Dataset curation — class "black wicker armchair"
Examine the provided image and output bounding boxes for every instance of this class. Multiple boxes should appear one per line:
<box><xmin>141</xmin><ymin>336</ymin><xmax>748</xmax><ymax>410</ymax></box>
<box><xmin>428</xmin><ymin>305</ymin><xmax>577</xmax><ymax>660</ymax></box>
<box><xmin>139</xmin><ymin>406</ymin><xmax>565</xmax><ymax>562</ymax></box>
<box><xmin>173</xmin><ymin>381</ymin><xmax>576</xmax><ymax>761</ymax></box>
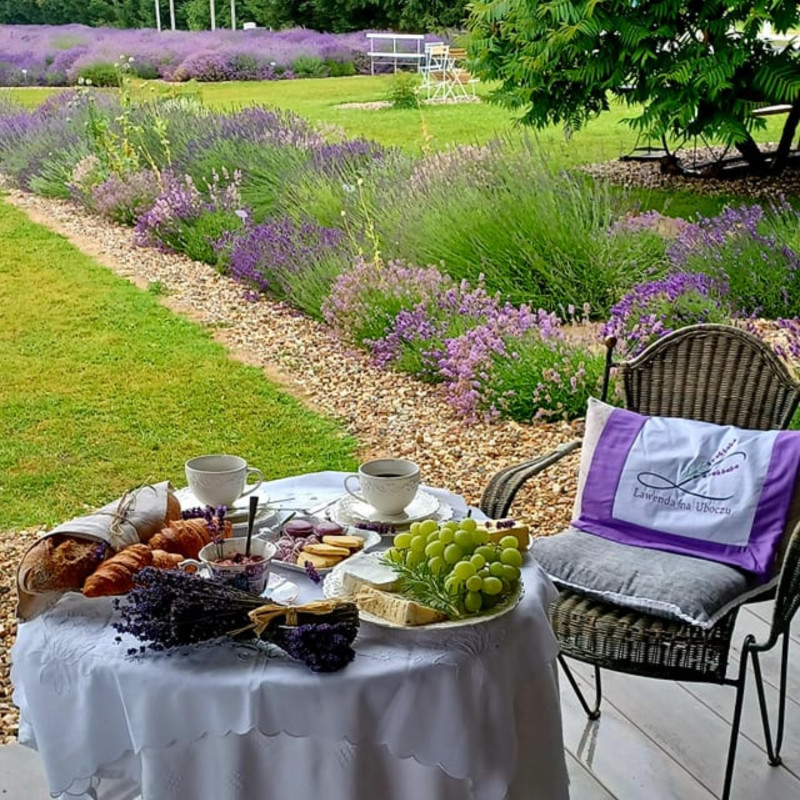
<box><xmin>480</xmin><ymin>324</ymin><xmax>800</xmax><ymax>800</ymax></box>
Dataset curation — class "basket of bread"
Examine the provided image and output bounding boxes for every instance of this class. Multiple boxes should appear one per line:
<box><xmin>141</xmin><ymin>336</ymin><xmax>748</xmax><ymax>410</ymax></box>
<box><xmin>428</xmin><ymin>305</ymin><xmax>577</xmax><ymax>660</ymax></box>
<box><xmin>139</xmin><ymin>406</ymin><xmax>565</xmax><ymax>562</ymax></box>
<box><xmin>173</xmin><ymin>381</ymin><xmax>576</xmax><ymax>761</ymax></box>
<box><xmin>16</xmin><ymin>482</ymin><xmax>233</xmax><ymax>620</ymax></box>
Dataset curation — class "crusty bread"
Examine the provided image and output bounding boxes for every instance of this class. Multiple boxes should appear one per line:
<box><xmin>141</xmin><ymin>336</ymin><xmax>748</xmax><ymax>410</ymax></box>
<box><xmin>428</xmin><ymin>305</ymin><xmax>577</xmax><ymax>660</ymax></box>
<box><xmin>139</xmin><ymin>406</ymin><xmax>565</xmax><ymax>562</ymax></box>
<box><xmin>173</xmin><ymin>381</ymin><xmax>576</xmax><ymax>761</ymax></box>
<box><xmin>18</xmin><ymin>535</ymin><xmax>109</xmax><ymax>593</ymax></box>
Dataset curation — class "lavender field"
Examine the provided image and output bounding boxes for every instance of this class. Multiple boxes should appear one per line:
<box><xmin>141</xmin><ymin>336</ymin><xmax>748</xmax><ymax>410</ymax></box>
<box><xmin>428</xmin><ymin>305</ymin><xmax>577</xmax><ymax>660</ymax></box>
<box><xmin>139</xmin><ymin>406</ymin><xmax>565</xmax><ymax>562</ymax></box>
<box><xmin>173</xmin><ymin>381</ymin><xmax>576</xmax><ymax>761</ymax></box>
<box><xmin>0</xmin><ymin>24</ymin><xmax>381</xmax><ymax>86</ymax></box>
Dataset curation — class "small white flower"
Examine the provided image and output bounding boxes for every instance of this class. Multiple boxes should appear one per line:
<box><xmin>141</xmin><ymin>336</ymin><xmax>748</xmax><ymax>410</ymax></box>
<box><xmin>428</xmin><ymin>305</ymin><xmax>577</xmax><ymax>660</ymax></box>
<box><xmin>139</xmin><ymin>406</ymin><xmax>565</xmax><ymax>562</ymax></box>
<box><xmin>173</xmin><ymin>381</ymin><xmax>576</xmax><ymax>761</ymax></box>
<box><xmin>85</xmin><ymin>78</ymin><xmax>93</xmax><ymax>86</ymax></box>
<box><xmin>21</xmin><ymin>68</ymin><xmax>27</xmax><ymax>74</ymax></box>
<box><xmin>129</xmin><ymin>56</ymin><xmax>135</xmax><ymax>63</ymax></box>
<box><xmin>356</xmin><ymin>177</ymin><xmax>364</xmax><ymax>187</ymax></box>
<box><xmin>77</xmin><ymin>76</ymin><xmax>85</xmax><ymax>85</ymax></box>
<box><xmin>270</xmin><ymin>61</ymin><xmax>277</xmax><ymax>67</ymax></box>
<box><xmin>342</xmin><ymin>183</ymin><xmax>355</xmax><ymax>193</ymax></box>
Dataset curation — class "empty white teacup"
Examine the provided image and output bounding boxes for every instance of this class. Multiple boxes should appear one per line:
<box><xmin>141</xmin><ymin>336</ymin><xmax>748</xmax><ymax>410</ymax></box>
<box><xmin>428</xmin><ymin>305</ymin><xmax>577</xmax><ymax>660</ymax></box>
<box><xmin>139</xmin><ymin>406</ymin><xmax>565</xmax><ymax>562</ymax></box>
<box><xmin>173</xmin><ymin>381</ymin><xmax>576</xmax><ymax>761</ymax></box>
<box><xmin>185</xmin><ymin>454</ymin><xmax>263</xmax><ymax>509</ymax></box>
<box><xmin>344</xmin><ymin>458</ymin><xmax>421</xmax><ymax>516</ymax></box>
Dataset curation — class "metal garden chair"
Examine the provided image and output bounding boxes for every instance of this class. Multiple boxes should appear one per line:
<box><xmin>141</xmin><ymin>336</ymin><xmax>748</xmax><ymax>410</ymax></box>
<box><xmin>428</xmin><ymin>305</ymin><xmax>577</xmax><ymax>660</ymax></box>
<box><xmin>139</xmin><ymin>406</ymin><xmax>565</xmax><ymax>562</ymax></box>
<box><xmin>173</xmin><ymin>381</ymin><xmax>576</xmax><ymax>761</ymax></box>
<box><xmin>480</xmin><ymin>324</ymin><xmax>800</xmax><ymax>799</ymax></box>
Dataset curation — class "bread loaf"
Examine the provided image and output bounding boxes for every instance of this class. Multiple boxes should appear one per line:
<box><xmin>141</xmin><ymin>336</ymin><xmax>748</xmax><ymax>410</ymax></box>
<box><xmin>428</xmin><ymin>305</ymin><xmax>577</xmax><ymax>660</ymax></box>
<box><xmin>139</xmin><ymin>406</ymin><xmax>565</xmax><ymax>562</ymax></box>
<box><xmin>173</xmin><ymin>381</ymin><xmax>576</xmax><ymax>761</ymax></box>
<box><xmin>18</xmin><ymin>535</ymin><xmax>110</xmax><ymax>594</ymax></box>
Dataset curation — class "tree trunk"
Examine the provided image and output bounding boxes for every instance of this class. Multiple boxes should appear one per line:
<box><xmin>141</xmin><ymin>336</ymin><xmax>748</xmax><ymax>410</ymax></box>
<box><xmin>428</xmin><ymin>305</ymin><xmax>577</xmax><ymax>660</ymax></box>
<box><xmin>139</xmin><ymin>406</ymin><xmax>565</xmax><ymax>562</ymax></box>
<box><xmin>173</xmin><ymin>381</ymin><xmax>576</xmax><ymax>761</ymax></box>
<box><xmin>771</xmin><ymin>99</ymin><xmax>800</xmax><ymax>174</ymax></box>
<box><xmin>735</xmin><ymin>134</ymin><xmax>767</xmax><ymax>173</ymax></box>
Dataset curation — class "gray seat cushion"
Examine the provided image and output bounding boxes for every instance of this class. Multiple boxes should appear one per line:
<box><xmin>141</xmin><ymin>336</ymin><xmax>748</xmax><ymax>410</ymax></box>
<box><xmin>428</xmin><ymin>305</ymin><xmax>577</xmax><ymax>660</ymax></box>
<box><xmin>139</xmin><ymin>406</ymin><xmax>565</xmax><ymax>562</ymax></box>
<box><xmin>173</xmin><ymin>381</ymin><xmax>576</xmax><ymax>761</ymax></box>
<box><xmin>532</xmin><ymin>526</ymin><xmax>776</xmax><ymax>629</ymax></box>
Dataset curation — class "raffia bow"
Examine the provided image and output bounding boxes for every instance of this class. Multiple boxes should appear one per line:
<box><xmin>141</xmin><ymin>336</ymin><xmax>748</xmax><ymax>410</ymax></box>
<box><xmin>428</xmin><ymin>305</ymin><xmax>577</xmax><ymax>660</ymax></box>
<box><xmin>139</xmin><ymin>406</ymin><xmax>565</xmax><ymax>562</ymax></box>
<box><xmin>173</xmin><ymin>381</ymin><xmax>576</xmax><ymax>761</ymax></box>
<box><xmin>231</xmin><ymin>599</ymin><xmax>351</xmax><ymax>638</ymax></box>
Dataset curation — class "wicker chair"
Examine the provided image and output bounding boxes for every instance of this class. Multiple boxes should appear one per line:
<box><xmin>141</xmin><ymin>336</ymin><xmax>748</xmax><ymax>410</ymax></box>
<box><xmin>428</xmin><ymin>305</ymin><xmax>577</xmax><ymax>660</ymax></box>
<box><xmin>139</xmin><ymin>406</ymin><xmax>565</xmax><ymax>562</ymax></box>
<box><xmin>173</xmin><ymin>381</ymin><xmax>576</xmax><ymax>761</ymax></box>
<box><xmin>480</xmin><ymin>324</ymin><xmax>800</xmax><ymax>800</ymax></box>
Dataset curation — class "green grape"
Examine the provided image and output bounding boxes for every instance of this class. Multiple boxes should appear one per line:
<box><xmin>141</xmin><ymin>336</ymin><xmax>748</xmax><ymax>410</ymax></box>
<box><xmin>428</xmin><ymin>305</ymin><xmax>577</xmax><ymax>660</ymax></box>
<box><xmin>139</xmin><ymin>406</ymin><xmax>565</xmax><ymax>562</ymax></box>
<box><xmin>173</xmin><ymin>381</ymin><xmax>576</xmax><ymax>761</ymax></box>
<box><xmin>406</xmin><ymin>550</ymin><xmax>425</xmax><ymax>567</ymax></box>
<box><xmin>470</xmin><ymin>553</ymin><xmax>486</xmax><ymax>570</ymax></box>
<box><xmin>443</xmin><ymin>544</ymin><xmax>463</xmax><ymax>564</ymax></box>
<box><xmin>464</xmin><ymin>591</ymin><xmax>483</xmax><ymax>613</ymax></box>
<box><xmin>472</xmin><ymin>527</ymin><xmax>489</xmax><ymax>545</ymax></box>
<box><xmin>452</xmin><ymin>560</ymin><xmax>477</xmax><ymax>580</ymax></box>
<box><xmin>453</xmin><ymin>530</ymin><xmax>475</xmax><ymax>552</ymax></box>
<box><xmin>479</xmin><ymin>567</ymin><xmax>490</xmax><ymax>578</ymax></box>
<box><xmin>500</xmin><ymin>547</ymin><xmax>523</xmax><ymax>567</ymax></box>
<box><xmin>420</xmin><ymin>519</ymin><xmax>439</xmax><ymax>536</ymax></box>
<box><xmin>409</xmin><ymin>522</ymin><xmax>422</xmax><ymax>536</ymax></box>
<box><xmin>441</xmin><ymin>520</ymin><xmax>458</xmax><ymax>531</ymax></box>
<box><xmin>502</xmin><ymin>564</ymin><xmax>521</xmax><ymax>582</ymax></box>
<box><xmin>482</xmin><ymin>576</ymin><xmax>503</xmax><ymax>596</ymax></box>
<box><xmin>474</xmin><ymin>545</ymin><xmax>495</xmax><ymax>562</ymax></box>
<box><xmin>489</xmin><ymin>561</ymin><xmax>506</xmax><ymax>578</ymax></box>
<box><xmin>425</xmin><ymin>540</ymin><xmax>444</xmax><ymax>559</ymax></box>
<box><xmin>384</xmin><ymin>548</ymin><xmax>404</xmax><ymax>564</ymax></box>
<box><xmin>427</xmin><ymin>530</ymin><xmax>440</xmax><ymax>543</ymax></box>
<box><xmin>500</xmin><ymin>535</ymin><xmax>520</xmax><ymax>551</ymax></box>
<box><xmin>458</xmin><ymin>517</ymin><xmax>477</xmax><ymax>533</ymax></box>
<box><xmin>428</xmin><ymin>556</ymin><xmax>446</xmax><ymax>575</ymax></box>
<box><xmin>393</xmin><ymin>532</ymin><xmax>412</xmax><ymax>550</ymax></box>
<box><xmin>444</xmin><ymin>576</ymin><xmax>461</xmax><ymax>595</ymax></box>
<box><xmin>439</xmin><ymin>528</ymin><xmax>455</xmax><ymax>544</ymax></box>
<box><xmin>465</xmin><ymin>575</ymin><xmax>483</xmax><ymax>592</ymax></box>
<box><xmin>410</xmin><ymin>535</ymin><xmax>427</xmax><ymax>553</ymax></box>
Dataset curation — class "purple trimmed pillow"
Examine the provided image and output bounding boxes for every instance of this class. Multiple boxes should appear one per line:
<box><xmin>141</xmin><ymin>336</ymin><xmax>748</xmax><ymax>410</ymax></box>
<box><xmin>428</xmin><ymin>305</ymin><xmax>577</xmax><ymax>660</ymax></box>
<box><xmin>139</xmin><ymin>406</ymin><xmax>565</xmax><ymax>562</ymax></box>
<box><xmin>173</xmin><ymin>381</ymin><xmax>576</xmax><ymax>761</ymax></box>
<box><xmin>573</xmin><ymin>400</ymin><xmax>800</xmax><ymax>580</ymax></box>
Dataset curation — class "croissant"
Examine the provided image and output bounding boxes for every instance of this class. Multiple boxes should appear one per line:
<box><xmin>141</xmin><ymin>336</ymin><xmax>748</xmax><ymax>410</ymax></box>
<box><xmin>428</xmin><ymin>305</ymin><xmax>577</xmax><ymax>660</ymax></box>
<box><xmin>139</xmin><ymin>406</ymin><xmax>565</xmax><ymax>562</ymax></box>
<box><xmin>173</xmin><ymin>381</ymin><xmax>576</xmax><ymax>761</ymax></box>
<box><xmin>83</xmin><ymin>544</ymin><xmax>153</xmax><ymax>597</ymax></box>
<box><xmin>148</xmin><ymin>518</ymin><xmax>232</xmax><ymax>560</ymax></box>
<box><xmin>151</xmin><ymin>549</ymin><xmax>184</xmax><ymax>570</ymax></box>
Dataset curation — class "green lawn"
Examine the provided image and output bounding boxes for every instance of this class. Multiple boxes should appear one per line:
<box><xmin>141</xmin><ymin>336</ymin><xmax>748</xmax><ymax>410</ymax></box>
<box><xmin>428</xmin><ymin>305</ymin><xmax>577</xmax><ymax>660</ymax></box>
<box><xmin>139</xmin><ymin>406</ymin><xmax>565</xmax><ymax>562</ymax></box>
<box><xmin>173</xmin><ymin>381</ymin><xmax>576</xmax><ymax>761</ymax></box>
<box><xmin>0</xmin><ymin>200</ymin><xmax>357</xmax><ymax>529</ymax></box>
<box><xmin>3</xmin><ymin>76</ymin><xmax>790</xmax><ymax>166</ymax></box>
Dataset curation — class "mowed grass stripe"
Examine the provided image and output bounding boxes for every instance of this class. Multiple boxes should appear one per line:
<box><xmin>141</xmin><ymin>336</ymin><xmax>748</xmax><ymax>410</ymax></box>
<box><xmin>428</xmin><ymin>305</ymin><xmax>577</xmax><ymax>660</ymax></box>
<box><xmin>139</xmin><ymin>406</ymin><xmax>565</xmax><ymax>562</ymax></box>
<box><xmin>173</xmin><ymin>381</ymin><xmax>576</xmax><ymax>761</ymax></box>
<box><xmin>0</xmin><ymin>199</ymin><xmax>357</xmax><ymax>529</ymax></box>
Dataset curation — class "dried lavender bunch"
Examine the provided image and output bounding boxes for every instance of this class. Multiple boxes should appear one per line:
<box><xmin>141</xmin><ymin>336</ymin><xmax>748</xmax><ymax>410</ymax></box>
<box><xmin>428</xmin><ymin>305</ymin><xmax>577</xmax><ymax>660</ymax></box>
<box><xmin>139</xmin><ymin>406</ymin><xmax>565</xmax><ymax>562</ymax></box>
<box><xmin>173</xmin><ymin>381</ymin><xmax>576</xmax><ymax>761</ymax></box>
<box><xmin>113</xmin><ymin>568</ymin><xmax>359</xmax><ymax>672</ymax></box>
<box><xmin>354</xmin><ymin>521</ymin><xmax>396</xmax><ymax>535</ymax></box>
<box><xmin>272</xmin><ymin>622</ymin><xmax>358</xmax><ymax>673</ymax></box>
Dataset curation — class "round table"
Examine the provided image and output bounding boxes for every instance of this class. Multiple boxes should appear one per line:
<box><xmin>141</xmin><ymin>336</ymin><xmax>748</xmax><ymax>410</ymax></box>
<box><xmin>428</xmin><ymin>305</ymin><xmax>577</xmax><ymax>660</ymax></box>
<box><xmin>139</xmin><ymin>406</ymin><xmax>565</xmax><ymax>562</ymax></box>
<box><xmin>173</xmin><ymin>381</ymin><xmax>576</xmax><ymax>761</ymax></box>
<box><xmin>11</xmin><ymin>473</ymin><xmax>569</xmax><ymax>800</ymax></box>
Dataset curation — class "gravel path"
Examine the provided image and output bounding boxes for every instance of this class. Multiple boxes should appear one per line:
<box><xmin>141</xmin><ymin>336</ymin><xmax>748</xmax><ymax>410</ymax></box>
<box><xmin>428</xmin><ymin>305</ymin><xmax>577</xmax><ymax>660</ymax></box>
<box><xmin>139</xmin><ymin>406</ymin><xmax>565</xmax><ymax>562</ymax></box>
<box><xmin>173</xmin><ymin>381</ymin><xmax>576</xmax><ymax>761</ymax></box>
<box><xmin>0</xmin><ymin>191</ymin><xmax>582</xmax><ymax>743</ymax></box>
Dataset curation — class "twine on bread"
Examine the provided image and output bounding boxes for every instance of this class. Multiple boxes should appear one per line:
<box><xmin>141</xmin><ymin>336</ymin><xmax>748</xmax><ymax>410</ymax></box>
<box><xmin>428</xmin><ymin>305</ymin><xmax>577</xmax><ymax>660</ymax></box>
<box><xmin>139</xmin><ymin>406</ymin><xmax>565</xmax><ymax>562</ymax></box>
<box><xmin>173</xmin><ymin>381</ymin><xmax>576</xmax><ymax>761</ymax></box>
<box><xmin>97</xmin><ymin>484</ymin><xmax>158</xmax><ymax>550</ymax></box>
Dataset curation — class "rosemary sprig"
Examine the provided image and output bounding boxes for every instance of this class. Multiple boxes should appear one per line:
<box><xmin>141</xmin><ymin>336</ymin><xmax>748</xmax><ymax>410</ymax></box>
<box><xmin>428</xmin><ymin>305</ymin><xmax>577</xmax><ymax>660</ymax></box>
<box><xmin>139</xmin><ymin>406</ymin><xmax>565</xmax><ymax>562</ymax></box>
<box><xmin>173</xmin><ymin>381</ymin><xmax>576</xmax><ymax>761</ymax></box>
<box><xmin>379</xmin><ymin>555</ymin><xmax>462</xmax><ymax>619</ymax></box>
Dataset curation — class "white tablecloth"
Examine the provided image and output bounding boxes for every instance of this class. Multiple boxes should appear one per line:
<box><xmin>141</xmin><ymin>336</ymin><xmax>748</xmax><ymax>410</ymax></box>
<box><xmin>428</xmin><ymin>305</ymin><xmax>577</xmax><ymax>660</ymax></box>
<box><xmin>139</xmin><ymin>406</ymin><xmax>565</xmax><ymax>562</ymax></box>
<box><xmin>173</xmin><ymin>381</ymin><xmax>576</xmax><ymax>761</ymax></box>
<box><xmin>12</xmin><ymin>472</ymin><xmax>569</xmax><ymax>800</ymax></box>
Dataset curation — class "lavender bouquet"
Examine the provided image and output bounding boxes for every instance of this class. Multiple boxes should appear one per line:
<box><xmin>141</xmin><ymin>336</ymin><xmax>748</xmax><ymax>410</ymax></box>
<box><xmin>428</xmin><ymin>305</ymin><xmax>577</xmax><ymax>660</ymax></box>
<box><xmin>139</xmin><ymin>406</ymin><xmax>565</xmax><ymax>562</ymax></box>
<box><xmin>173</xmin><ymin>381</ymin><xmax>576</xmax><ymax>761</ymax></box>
<box><xmin>113</xmin><ymin>567</ymin><xmax>359</xmax><ymax>672</ymax></box>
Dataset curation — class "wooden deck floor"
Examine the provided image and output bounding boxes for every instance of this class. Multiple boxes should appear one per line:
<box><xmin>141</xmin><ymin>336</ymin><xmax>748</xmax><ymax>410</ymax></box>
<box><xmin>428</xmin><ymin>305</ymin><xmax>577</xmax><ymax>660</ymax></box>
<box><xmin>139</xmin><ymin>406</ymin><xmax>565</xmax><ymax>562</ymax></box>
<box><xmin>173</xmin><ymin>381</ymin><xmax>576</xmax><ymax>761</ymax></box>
<box><xmin>562</xmin><ymin>602</ymin><xmax>800</xmax><ymax>799</ymax></box>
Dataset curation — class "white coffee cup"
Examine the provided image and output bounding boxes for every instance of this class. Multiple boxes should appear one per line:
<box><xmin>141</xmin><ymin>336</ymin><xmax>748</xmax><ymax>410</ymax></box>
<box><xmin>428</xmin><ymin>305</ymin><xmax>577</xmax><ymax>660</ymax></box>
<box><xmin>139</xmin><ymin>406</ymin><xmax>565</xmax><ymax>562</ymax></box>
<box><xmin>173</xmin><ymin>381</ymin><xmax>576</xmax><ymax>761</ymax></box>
<box><xmin>344</xmin><ymin>458</ymin><xmax>421</xmax><ymax>516</ymax></box>
<box><xmin>185</xmin><ymin>454</ymin><xmax>263</xmax><ymax>508</ymax></box>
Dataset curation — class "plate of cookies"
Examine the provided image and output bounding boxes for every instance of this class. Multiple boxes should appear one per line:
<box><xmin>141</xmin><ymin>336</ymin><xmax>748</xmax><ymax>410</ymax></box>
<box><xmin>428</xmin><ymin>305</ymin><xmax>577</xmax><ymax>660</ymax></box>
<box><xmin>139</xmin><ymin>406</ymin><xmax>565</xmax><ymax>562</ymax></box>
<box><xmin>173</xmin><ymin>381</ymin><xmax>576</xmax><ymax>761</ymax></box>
<box><xmin>265</xmin><ymin>516</ymin><xmax>382</xmax><ymax>574</ymax></box>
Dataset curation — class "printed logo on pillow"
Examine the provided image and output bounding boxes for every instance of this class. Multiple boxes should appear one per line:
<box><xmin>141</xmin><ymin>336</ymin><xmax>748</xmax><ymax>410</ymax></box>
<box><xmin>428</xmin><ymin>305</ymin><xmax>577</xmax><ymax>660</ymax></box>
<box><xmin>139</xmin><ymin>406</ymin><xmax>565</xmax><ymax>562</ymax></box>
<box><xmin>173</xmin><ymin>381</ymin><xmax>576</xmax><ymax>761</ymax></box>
<box><xmin>613</xmin><ymin>418</ymin><xmax>777</xmax><ymax>547</ymax></box>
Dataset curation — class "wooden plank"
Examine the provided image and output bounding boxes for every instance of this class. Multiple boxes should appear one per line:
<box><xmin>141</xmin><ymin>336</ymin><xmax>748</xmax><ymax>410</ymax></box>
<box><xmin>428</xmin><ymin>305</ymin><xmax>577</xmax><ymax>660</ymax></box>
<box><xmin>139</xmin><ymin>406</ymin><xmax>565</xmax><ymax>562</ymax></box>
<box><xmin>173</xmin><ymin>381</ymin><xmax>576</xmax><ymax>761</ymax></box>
<box><xmin>680</xmin><ymin>674</ymin><xmax>800</xmax><ymax>781</ymax></box>
<box><xmin>561</xmin><ymin>669</ymin><xmax>716</xmax><ymax>800</ymax></box>
<box><xmin>566</xmin><ymin>661</ymin><xmax>800</xmax><ymax>800</ymax></box>
<box><xmin>565</xmin><ymin>751</ymin><xmax>618</xmax><ymax>800</ymax></box>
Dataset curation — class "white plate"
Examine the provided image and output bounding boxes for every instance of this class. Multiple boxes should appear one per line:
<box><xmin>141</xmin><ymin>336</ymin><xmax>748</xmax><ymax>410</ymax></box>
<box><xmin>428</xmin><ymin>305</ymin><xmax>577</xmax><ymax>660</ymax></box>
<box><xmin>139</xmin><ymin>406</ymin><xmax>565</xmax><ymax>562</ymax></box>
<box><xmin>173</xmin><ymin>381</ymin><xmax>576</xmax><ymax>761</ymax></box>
<box><xmin>328</xmin><ymin>490</ymin><xmax>451</xmax><ymax>529</ymax></box>
<box><xmin>323</xmin><ymin>552</ymin><xmax>524</xmax><ymax>630</ymax></box>
<box><xmin>267</xmin><ymin>529</ymin><xmax>382</xmax><ymax>575</ymax></box>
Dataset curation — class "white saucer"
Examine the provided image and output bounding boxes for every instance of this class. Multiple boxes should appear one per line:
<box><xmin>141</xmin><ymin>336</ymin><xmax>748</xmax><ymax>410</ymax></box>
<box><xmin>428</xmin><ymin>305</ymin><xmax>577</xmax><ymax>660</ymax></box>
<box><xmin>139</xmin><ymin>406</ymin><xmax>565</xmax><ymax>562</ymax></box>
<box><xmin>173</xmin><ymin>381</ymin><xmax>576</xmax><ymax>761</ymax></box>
<box><xmin>175</xmin><ymin>487</ymin><xmax>278</xmax><ymax>528</ymax></box>
<box><xmin>329</xmin><ymin>490</ymin><xmax>447</xmax><ymax>527</ymax></box>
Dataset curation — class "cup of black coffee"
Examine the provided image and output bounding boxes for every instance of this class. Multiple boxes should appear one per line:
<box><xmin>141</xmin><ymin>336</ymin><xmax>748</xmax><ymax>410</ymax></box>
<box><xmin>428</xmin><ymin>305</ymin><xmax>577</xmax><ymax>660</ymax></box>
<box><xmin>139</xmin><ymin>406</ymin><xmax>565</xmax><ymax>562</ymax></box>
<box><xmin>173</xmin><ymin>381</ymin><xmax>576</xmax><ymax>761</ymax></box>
<box><xmin>343</xmin><ymin>458</ymin><xmax>421</xmax><ymax>515</ymax></box>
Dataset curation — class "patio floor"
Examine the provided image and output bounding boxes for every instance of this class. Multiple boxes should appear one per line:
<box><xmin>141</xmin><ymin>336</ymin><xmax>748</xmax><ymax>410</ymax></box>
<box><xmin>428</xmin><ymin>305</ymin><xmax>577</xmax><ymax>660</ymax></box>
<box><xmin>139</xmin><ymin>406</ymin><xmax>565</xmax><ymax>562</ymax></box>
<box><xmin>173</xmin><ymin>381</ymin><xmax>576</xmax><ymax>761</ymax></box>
<box><xmin>564</xmin><ymin>601</ymin><xmax>800</xmax><ymax>799</ymax></box>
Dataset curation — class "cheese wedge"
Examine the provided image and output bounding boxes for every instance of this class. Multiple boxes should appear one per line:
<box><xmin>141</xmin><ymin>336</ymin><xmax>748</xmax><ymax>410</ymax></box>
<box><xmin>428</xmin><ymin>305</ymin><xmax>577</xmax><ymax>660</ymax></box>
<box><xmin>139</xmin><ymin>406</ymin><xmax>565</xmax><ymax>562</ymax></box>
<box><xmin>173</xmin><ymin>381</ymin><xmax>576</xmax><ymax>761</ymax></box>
<box><xmin>479</xmin><ymin>520</ymin><xmax>531</xmax><ymax>551</ymax></box>
<box><xmin>341</xmin><ymin>558</ymin><xmax>404</xmax><ymax>595</ymax></box>
<box><xmin>355</xmin><ymin>586</ymin><xmax>447</xmax><ymax>626</ymax></box>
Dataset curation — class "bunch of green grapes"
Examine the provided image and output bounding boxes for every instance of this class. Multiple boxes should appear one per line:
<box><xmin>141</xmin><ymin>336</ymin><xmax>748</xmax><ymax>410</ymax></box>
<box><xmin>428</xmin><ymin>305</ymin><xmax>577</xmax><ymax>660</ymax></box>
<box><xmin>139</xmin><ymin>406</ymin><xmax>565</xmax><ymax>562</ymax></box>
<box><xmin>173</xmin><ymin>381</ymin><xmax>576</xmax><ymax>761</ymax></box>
<box><xmin>384</xmin><ymin>518</ymin><xmax>523</xmax><ymax>615</ymax></box>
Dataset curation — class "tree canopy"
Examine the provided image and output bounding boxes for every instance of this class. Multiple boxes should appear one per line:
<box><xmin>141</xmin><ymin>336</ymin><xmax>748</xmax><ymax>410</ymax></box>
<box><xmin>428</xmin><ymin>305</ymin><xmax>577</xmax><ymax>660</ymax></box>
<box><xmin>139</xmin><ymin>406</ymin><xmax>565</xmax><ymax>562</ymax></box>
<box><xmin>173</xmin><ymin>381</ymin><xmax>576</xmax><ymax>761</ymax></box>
<box><xmin>467</xmin><ymin>0</ymin><xmax>800</xmax><ymax>173</ymax></box>
<box><xmin>0</xmin><ymin>0</ymin><xmax>468</xmax><ymax>33</ymax></box>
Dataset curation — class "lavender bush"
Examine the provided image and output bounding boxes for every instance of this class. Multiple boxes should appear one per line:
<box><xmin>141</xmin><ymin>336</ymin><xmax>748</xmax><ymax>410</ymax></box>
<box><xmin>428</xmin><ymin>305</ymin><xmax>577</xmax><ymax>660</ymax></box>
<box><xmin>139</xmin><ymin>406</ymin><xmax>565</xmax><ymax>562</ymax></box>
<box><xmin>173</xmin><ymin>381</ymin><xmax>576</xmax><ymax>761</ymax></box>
<box><xmin>0</xmin><ymin>24</ymin><xmax>371</xmax><ymax>86</ymax></box>
<box><xmin>226</xmin><ymin>215</ymin><xmax>353</xmax><ymax>318</ymax></box>
<box><xmin>668</xmin><ymin>203</ymin><xmax>800</xmax><ymax>319</ymax></box>
<box><xmin>603</xmin><ymin>272</ymin><xmax>733</xmax><ymax>358</ymax></box>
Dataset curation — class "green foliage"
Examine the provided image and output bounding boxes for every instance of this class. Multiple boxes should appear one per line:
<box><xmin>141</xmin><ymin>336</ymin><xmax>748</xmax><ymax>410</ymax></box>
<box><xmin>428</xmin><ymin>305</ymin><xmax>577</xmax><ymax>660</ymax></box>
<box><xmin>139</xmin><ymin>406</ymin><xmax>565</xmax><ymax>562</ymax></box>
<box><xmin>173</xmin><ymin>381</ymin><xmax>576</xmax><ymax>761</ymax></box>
<box><xmin>386</xmin><ymin>72</ymin><xmax>420</xmax><ymax>109</ymax></box>
<box><xmin>378</xmin><ymin>138</ymin><xmax>653</xmax><ymax>313</ymax></box>
<box><xmin>291</xmin><ymin>56</ymin><xmax>328</xmax><ymax>79</ymax></box>
<box><xmin>467</xmin><ymin>0</ymin><xmax>800</xmax><ymax>171</ymax></box>
<box><xmin>325</xmin><ymin>59</ymin><xmax>356</xmax><ymax>78</ymax></box>
<box><xmin>77</xmin><ymin>62</ymin><xmax>121</xmax><ymax>87</ymax></box>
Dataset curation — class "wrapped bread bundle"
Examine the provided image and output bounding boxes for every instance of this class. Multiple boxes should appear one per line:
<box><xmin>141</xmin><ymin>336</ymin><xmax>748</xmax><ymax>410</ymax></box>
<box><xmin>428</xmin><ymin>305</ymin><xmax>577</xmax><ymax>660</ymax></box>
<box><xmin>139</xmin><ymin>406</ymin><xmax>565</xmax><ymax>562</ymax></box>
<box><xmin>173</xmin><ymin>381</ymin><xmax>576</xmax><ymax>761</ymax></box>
<box><xmin>17</xmin><ymin>482</ymin><xmax>181</xmax><ymax>620</ymax></box>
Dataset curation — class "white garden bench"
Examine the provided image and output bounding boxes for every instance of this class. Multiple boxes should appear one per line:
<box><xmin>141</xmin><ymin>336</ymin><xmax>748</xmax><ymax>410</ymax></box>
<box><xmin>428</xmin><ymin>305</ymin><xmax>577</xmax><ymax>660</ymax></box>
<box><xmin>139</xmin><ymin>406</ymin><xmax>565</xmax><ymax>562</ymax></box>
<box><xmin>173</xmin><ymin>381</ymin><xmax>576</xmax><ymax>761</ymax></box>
<box><xmin>366</xmin><ymin>32</ymin><xmax>426</xmax><ymax>75</ymax></box>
